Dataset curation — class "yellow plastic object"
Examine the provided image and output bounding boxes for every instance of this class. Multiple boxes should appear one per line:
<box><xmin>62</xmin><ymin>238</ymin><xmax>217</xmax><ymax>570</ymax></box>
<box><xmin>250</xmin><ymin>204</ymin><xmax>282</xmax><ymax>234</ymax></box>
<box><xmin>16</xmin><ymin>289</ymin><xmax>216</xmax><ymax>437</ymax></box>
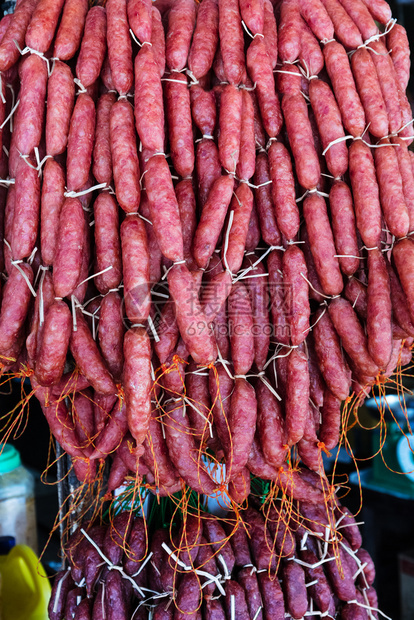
<box><xmin>0</xmin><ymin>544</ymin><xmax>51</xmax><ymax>620</ymax></box>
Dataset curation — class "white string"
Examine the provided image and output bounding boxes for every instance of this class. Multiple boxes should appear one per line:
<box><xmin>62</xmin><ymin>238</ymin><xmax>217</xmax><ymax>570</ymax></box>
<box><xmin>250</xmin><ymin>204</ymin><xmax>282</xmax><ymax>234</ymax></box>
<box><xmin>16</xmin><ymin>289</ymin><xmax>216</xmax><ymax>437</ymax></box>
<box><xmin>73</xmin><ymin>78</ymin><xmax>87</xmax><ymax>94</ymax></box>
<box><xmin>64</xmin><ymin>182</ymin><xmax>108</xmax><ymax>198</ymax></box>
<box><xmin>80</xmin><ymin>529</ymin><xmax>146</xmax><ymax>598</ymax></box>
<box><xmin>11</xmin><ymin>260</ymin><xmax>36</xmax><ymax>297</ymax></box>
<box><xmin>161</xmin><ymin>542</ymin><xmax>226</xmax><ymax>596</ymax></box>
<box><xmin>322</xmin><ymin>134</ymin><xmax>354</xmax><ymax>156</ymax></box>
<box><xmin>0</xmin><ymin>98</ymin><xmax>19</xmax><ymax>130</ymax></box>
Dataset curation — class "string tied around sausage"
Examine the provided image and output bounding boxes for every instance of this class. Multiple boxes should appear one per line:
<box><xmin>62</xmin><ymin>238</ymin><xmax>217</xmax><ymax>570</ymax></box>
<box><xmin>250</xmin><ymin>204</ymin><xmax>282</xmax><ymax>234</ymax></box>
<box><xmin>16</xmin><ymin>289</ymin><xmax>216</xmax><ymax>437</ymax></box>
<box><xmin>322</xmin><ymin>134</ymin><xmax>354</xmax><ymax>156</ymax></box>
<box><xmin>296</xmin><ymin>187</ymin><xmax>330</xmax><ymax>203</ymax></box>
<box><xmin>73</xmin><ymin>78</ymin><xmax>87</xmax><ymax>95</ymax></box>
<box><xmin>0</xmin><ymin>87</ymin><xmax>18</xmax><ymax>132</ymax></box>
<box><xmin>348</xmin><ymin>18</ymin><xmax>397</xmax><ymax>57</ymax></box>
<box><xmin>10</xmin><ymin>259</ymin><xmax>37</xmax><ymax>297</ymax></box>
<box><xmin>18</xmin><ymin>148</ymin><xmax>52</xmax><ymax>177</ymax></box>
<box><xmin>241</xmin><ymin>18</ymin><xmax>265</xmax><ymax>42</ymax></box>
<box><xmin>0</xmin><ymin>74</ymin><xmax>6</xmax><ymax>105</ymax></box>
<box><xmin>12</xmin><ymin>40</ymin><xmax>55</xmax><ymax>76</ymax></box>
<box><xmin>129</xmin><ymin>28</ymin><xmax>152</xmax><ymax>48</ymax></box>
<box><xmin>266</xmin><ymin>136</ymin><xmax>278</xmax><ymax>151</ymax></box>
<box><xmin>0</xmin><ymin>177</ymin><xmax>14</xmax><ymax>187</ymax></box>
<box><xmin>64</xmin><ymin>182</ymin><xmax>108</xmax><ymax>199</ymax></box>
<box><xmin>80</xmin><ymin>529</ymin><xmax>147</xmax><ymax>598</ymax></box>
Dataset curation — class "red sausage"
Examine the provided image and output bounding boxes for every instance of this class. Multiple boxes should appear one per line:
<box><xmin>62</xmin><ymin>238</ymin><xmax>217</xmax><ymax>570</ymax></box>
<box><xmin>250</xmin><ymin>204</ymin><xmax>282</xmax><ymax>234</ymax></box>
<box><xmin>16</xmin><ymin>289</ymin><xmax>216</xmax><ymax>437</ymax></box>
<box><xmin>324</xmin><ymin>41</ymin><xmax>365</xmax><ymax>138</ymax></box>
<box><xmin>320</xmin><ymin>387</ymin><xmax>342</xmax><ymax>450</ymax></box>
<box><xmin>256</xmin><ymin>380</ymin><xmax>287</xmax><ymax>467</ymax></box>
<box><xmin>223</xmin><ymin>183</ymin><xmax>254</xmax><ymax>274</ymax></box>
<box><xmin>254</xmin><ymin>152</ymin><xmax>281</xmax><ymax>246</ymax></box>
<box><xmin>303</xmin><ymin>193</ymin><xmax>343</xmax><ymax>296</ymax></box>
<box><xmin>98</xmin><ymin>292</ymin><xmax>124</xmax><ymax>381</ymax></box>
<box><xmin>300</xmin><ymin>0</ymin><xmax>334</xmax><ymax>41</ymax></box>
<box><xmin>374</xmin><ymin>139</ymin><xmax>409</xmax><ymax>239</ymax></box>
<box><xmin>166</xmin><ymin>0</ymin><xmax>196</xmax><ymax>72</ymax></box>
<box><xmin>35</xmin><ymin>300</ymin><xmax>72</xmax><ymax>387</ymax></box>
<box><xmin>190</xmin><ymin>86</ymin><xmax>216</xmax><ymax>137</ymax></box>
<box><xmin>186</xmin><ymin>359</ymin><xmax>211</xmax><ymax>444</ymax></box>
<box><xmin>243</xmin><ymin>255</ymin><xmax>270</xmax><ymax>370</ymax></box>
<box><xmin>268</xmin><ymin>141</ymin><xmax>300</xmax><ymax>240</ymax></box>
<box><xmin>93</xmin><ymin>93</ymin><xmax>116</xmax><ymax>187</ymax></box>
<box><xmin>367</xmin><ymin>249</ymin><xmax>393</xmax><ymax>369</ymax></box>
<box><xmin>360</xmin><ymin>0</ymin><xmax>391</xmax><ymax>23</ymax></box>
<box><xmin>285</xmin><ymin>345</ymin><xmax>310</xmax><ymax>445</ymax></box>
<box><xmin>46</xmin><ymin>61</ymin><xmax>75</xmax><ymax>157</ymax></box>
<box><xmin>329</xmin><ymin>180</ymin><xmax>360</xmax><ymax>276</ymax></box>
<box><xmin>151</xmin><ymin>6</ymin><xmax>166</xmax><ymax>78</ymax></box>
<box><xmin>12</xmin><ymin>157</ymin><xmax>40</xmax><ymax>260</ymax></box>
<box><xmin>66</xmin><ymin>94</ymin><xmax>96</xmax><ymax>192</ymax></box>
<box><xmin>165</xmin><ymin>72</ymin><xmax>194</xmax><ymax>179</ymax></box>
<box><xmin>54</xmin><ymin>0</ymin><xmax>89</xmax><ymax>61</ymax></box>
<box><xmin>193</xmin><ymin>174</ymin><xmax>234</xmax><ymax>268</ymax></box>
<box><xmin>128</xmin><ymin>0</ymin><xmax>152</xmax><ymax>44</ymax></box>
<box><xmin>278</xmin><ymin>0</ymin><xmax>302</xmax><ymax>63</ymax></box>
<box><xmin>93</xmin><ymin>192</ymin><xmax>122</xmax><ymax>294</ymax></box>
<box><xmin>168</xmin><ymin>263</ymin><xmax>217</xmax><ymax>366</ymax></box>
<box><xmin>25</xmin><ymin>0</ymin><xmax>65</xmax><ymax>53</ymax></box>
<box><xmin>121</xmin><ymin>214</ymin><xmax>151</xmax><ymax>325</ymax></box>
<box><xmin>313</xmin><ymin>308</ymin><xmax>351</xmax><ymax>400</ymax></box>
<box><xmin>145</xmin><ymin>155</ymin><xmax>184</xmax><ymax>262</ymax></box>
<box><xmin>319</xmin><ymin>0</ymin><xmax>363</xmax><ymax>48</ymax></box>
<box><xmin>228</xmin><ymin>283</ymin><xmax>255</xmax><ymax>376</ymax></box>
<box><xmin>351</xmin><ymin>48</ymin><xmax>388</xmax><ymax>139</ymax></box>
<box><xmin>110</xmin><ymin>100</ymin><xmax>141</xmax><ymax>213</ymax></box>
<box><xmin>13</xmin><ymin>53</ymin><xmax>47</xmax><ymax>157</ymax></box>
<box><xmin>348</xmin><ymin>139</ymin><xmax>382</xmax><ymax>249</ymax></box>
<box><xmin>134</xmin><ymin>45</ymin><xmax>164</xmax><ymax>153</ymax></box>
<box><xmin>106</xmin><ymin>0</ymin><xmax>133</xmax><ymax>96</ymax></box>
<box><xmin>0</xmin><ymin>0</ymin><xmax>38</xmax><ymax>72</ymax></box>
<box><xmin>239</xmin><ymin>0</ymin><xmax>264</xmax><ymax>34</ymax></box>
<box><xmin>219</xmin><ymin>0</ymin><xmax>246</xmax><ymax>85</ymax></box>
<box><xmin>282</xmin><ymin>93</ymin><xmax>321</xmax><ymax>190</ymax></box>
<box><xmin>369</xmin><ymin>40</ymin><xmax>401</xmax><ymax>135</ymax></box>
<box><xmin>393</xmin><ymin>239</ymin><xmax>414</xmax><ymax>325</ymax></box>
<box><xmin>76</xmin><ymin>6</ymin><xmax>107</xmax><ymax>88</ymax></box>
<box><xmin>70</xmin><ymin>311</ymin><xmax>116</xmax><ymax>395</ymax></box>
<box><xmin>227</xmin><ymin>378</ymin><xmax>257</xmax><ymax>478</ymax></box>
<box><xmin>393</xmin><ymin>137</ymin><xmax>414</xmax><ymax>234</ymax></box>
<box><xmin>268</xmin><ymin>250</ymin><xmax>290</xmax><ymax>345</ymax></box>
<box><xmin>236</xmin><ymin>89</ymin><xmax>256</xmax><ymax>182</ymax></box>
<box><xmin>387</xmin><ymin>24</ymin><xmax>410</xmax><ymax>91</ymax></box>
<box><xmin>218</xmin><ymin>84</ymin><xmax>242</xmax><ymax>174</ymax></box>
<box><xmin>0</xmin><ymin>263</ymin><xmax>33</xmax><ymax>360</ymax></box>
<box><xmin>196</xmin><ymin>139</ymin><xmax>222</xmax><ymax>209</ymax></box>
<box><xmin>53</xmin><ymin>198</ymin><xmax>85</xmax><ymax>299</ymax></box>
<box><xmin>283</xmin><ymin>560</ymin><xmax>308</xmax><ymax>620</ymax></box>
<box><xmin>123</xmin><ymin>327</ymin><xmax>152</xmax><ymax>450</ymax></box>
<box><xmin>299</xmin><ymin>20</ymin><xmax>324</xmax><ymax>76</ymax></box>
<box><xmin>163</xmin><ymin>399</ymin><xmax>217</xmax><ymax>494</ymax></box>
<box><xmin>263</xmin><ymin>0</ymin><xmax>278</xmax><ymax>68</ymax></box>
<box><xmin>188</xmin><ymin>0</ymin><xmax>219</xmax><ymax>80</ymax></box>
<box><xmin>309</xmin><ymin>78</ymin><xmax>348</xmax><ymax>179</ymax></box>
<box><xmin>328</xmin><ymin>297</ymin><xmax>379</xmax><ymax>377</ymax></box>
<box><xmin>282</xmin><ymin>245</ymin><xmax>310</xmax><ymax>346</ymax></box>
<box><xmin>176</xmin><ymin>179</ymin><xmax>197</xmax><ymax>270</ymax></box>
<box><xmin>337</xmin><ymin>0</ymin><xmax>378</xmax><ymax>41</ymax></box>
<box><xmin>387</xmin><ymin>263</ymin><xmax>414</xmax><ymax>337</ymax></box>
<box><xmin>246</xmin><ymin>37</ymin><xmax>283</xmax><ymax>138</ymax></box>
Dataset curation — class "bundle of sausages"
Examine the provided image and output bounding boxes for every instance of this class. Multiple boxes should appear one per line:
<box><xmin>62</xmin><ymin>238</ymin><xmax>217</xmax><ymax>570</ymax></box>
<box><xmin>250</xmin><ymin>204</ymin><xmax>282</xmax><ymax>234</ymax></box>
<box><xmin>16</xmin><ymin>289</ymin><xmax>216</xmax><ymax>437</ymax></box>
<box><xmin>0</xmin><ymin>0</ymin><xmax>412</xmax><ymax>500</ymax></box>
<box><xmin>49</xmin><ymin>504</ymin><xmax>379</xmax><ymax>619</ymax></box>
